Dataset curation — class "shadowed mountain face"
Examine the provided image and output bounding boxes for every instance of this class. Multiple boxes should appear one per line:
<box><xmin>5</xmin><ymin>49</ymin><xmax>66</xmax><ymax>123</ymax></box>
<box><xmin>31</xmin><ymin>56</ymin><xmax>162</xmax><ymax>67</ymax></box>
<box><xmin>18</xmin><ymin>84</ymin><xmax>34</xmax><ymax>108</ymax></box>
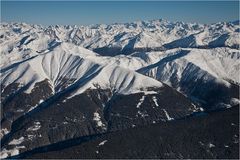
<box><xmin>13</xmin><ymin>106</ymin><xmax>239</xmax><ymax>159</ymax></box>
<box><xmin>0</xmin><ymin>19</ymin><xmax>239</xmax><ymax>159</ymax></box>
<box><xmin>1</xmin><ymin>81</ymin><xmax>200</xmax><ymax>156</ymax></box>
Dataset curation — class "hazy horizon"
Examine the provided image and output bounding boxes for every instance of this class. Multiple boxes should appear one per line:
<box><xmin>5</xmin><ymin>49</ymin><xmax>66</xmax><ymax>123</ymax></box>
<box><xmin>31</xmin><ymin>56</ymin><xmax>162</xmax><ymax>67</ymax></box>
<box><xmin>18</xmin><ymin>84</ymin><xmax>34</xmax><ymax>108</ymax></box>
<box><xmin>1</xmin><ymin>1</ymin><xmax>239</xmax><ymax>26</ymax></box>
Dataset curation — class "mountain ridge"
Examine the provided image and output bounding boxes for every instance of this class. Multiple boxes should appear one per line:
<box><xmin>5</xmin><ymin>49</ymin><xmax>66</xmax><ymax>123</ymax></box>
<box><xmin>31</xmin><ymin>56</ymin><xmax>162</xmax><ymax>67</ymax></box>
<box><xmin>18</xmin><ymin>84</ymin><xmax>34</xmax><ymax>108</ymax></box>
<box><xmin>0</xmin><ymin>19</ymin><xmax>239</xmax><ymax>158</ymax></box>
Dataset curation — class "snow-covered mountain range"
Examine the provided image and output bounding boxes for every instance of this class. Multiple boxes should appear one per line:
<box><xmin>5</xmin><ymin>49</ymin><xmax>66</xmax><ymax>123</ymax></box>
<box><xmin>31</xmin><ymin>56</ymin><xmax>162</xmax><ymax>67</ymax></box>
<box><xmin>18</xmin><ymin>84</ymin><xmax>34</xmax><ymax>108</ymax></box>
<box><xmin>0</xmin><ymin>19</ymin><xmax>239</xmax><ymax>158</ymax></box>
<box><xmin>1</xmin><ymin>19</ymin><xmax>239</xmax><ymax>57</ymax></box>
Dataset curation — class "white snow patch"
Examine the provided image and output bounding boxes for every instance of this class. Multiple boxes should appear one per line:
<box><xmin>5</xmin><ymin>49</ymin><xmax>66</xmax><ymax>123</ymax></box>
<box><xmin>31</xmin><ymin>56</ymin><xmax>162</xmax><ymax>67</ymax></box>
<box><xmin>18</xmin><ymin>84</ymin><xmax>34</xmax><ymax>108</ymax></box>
<box><xmin>0</xmin><ymin>128</ymin><xmax>9</xmax><ymax>139</ymax></box>
<box><xmin>162</xmin><ymin>109</ymin><xmax>174</xmax><ymax>121</ymax></box>
<box><xmin>27</xmin><ymin>134</ymin><xmax>36</xmax><ymax>140</ymax></box>
<box><xmin>98</xmin><ymin>140</ymin><xmax>108</xmax><ymax>146</ymax></box>
<box><xmin>199</xmin><ymin>141</ymin><xmax>204</xmax><ymax>146</ymax></box>
<box><xmin>208</xmin><ymin>143</ymin><xmax>215</xmax><ymax>148</ymax></box>
<box><xmin>93</xmin><ymin>112</ymin><xmax>106</xmax><ymax>129</ymax></box>
<box><xmin>136</xmin><ymin>96</ymin><xmax>145</xmax><ymax>108</ymax></box>
<box><xmin>39</xmin><ymin>99</ymin><xmax>44</xmax><ymax>103</ymax></box>
<box><xmin>27</xmin><ymin>105</ymin><xmax>37</xmax><ymax>112</ymax></box>
<box><xmin>143</xmin><ymin>91</ymin><xmax>158</xmax><ymax>95</ymax></box>
<box><xmin>16</xmin><ymin>109</ymin><xmax>24</xmax><ymax>112</ymax></box>
<box><xmin>0</xmin><ymin>146</ymin><xmax>26</xmax><ymax>159</ymax></box>
<box><xmin>191</xmin><ymin>103</ymin><xmax>204</xmax><ymax>112</ymax></box>
<box><xmin>0</xmin><ymin>152</ymin><xmax>8</xmax><ymax>159</ymax></box>
<box><xmin>27</xmin><ymin>121</ymin><xmax>41</xmax><ymax>131</ymax></box>
<box><xmin>152</xmin><ymin>96</ymin><xmax>159</xmax><ymax>107</ymax></box>
<box><xmin>137</xmin><ymin>110</ymin><xmax>148</xmax><ymax>118</ymax></box>
<box><xmin>27</xmin><ymin>100</ymin><xmax>44</xmax><ymax>112</ymax></box>
<box><xmin>230</xmin><ymin>98</ymin><xmax>240</xmax><ymax>106</ymax></box>
<box><xmin>9</xmin><ymin>137</ymin><xmax>24</xmax><ymax>145</ymax></box>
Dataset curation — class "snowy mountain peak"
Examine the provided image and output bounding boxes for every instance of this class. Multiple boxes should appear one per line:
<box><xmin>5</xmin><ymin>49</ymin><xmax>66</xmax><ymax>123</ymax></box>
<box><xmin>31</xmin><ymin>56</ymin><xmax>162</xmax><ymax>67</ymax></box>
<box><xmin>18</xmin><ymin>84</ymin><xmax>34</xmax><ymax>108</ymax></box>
<box><xmin>1</xmin><ymin>42</ymin><xmax>162</xmax><ymax>96</ymax></box>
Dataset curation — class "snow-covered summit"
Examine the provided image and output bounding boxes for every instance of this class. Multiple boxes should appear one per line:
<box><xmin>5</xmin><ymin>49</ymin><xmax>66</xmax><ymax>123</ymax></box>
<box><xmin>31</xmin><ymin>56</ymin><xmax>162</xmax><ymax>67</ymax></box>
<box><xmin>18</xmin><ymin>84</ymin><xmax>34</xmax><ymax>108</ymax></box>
<box><xmin>1</xmin><ymin>19</ymin><xmax>239</xmax><ymax>58</ymax></box>
<box><xmin>1</xmin><ymin>42</ymin><xmax>162</xmax><ymax>96</ymax></box>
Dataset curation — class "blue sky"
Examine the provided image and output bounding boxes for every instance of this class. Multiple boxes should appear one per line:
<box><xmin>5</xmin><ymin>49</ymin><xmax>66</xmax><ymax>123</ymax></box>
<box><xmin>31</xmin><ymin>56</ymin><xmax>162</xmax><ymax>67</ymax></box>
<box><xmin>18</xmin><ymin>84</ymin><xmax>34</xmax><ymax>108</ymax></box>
<box><xmin>1</xmin><ymin>1</ymin><xmax>239</xmax><ymax>25</ymax></box>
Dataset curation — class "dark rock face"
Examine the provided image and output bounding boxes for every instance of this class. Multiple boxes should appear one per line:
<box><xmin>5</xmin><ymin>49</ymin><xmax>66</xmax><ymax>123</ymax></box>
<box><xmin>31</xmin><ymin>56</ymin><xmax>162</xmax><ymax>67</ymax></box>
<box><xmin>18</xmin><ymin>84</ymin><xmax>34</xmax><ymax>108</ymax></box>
<box><xmin>1</xmin><ymin>80</ymin><xmax>199</xmax><ymax>156</ymax></box>
<box><xmin>92</xmin><ymin>46</ymin><xmax>166</xmax><ymax>56</ymax></box>
<box><xmin>105</xmin><ymin>85</ymin><xmax>197</xmax><ymax>131</ymax></box>
<box><xmin>1</xmin><ymin>88</ymin><xmax>108</xmax><ymax>152</ymax></box>
<box><xmin>15</xmin><ymin>106</ymin><xmax>239</xmax><ymax>159</ymax></box>
<box><xmin>1</xmin><ymin>80</ymin><xmax>53</xmax><ymax>132</ymax></box>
